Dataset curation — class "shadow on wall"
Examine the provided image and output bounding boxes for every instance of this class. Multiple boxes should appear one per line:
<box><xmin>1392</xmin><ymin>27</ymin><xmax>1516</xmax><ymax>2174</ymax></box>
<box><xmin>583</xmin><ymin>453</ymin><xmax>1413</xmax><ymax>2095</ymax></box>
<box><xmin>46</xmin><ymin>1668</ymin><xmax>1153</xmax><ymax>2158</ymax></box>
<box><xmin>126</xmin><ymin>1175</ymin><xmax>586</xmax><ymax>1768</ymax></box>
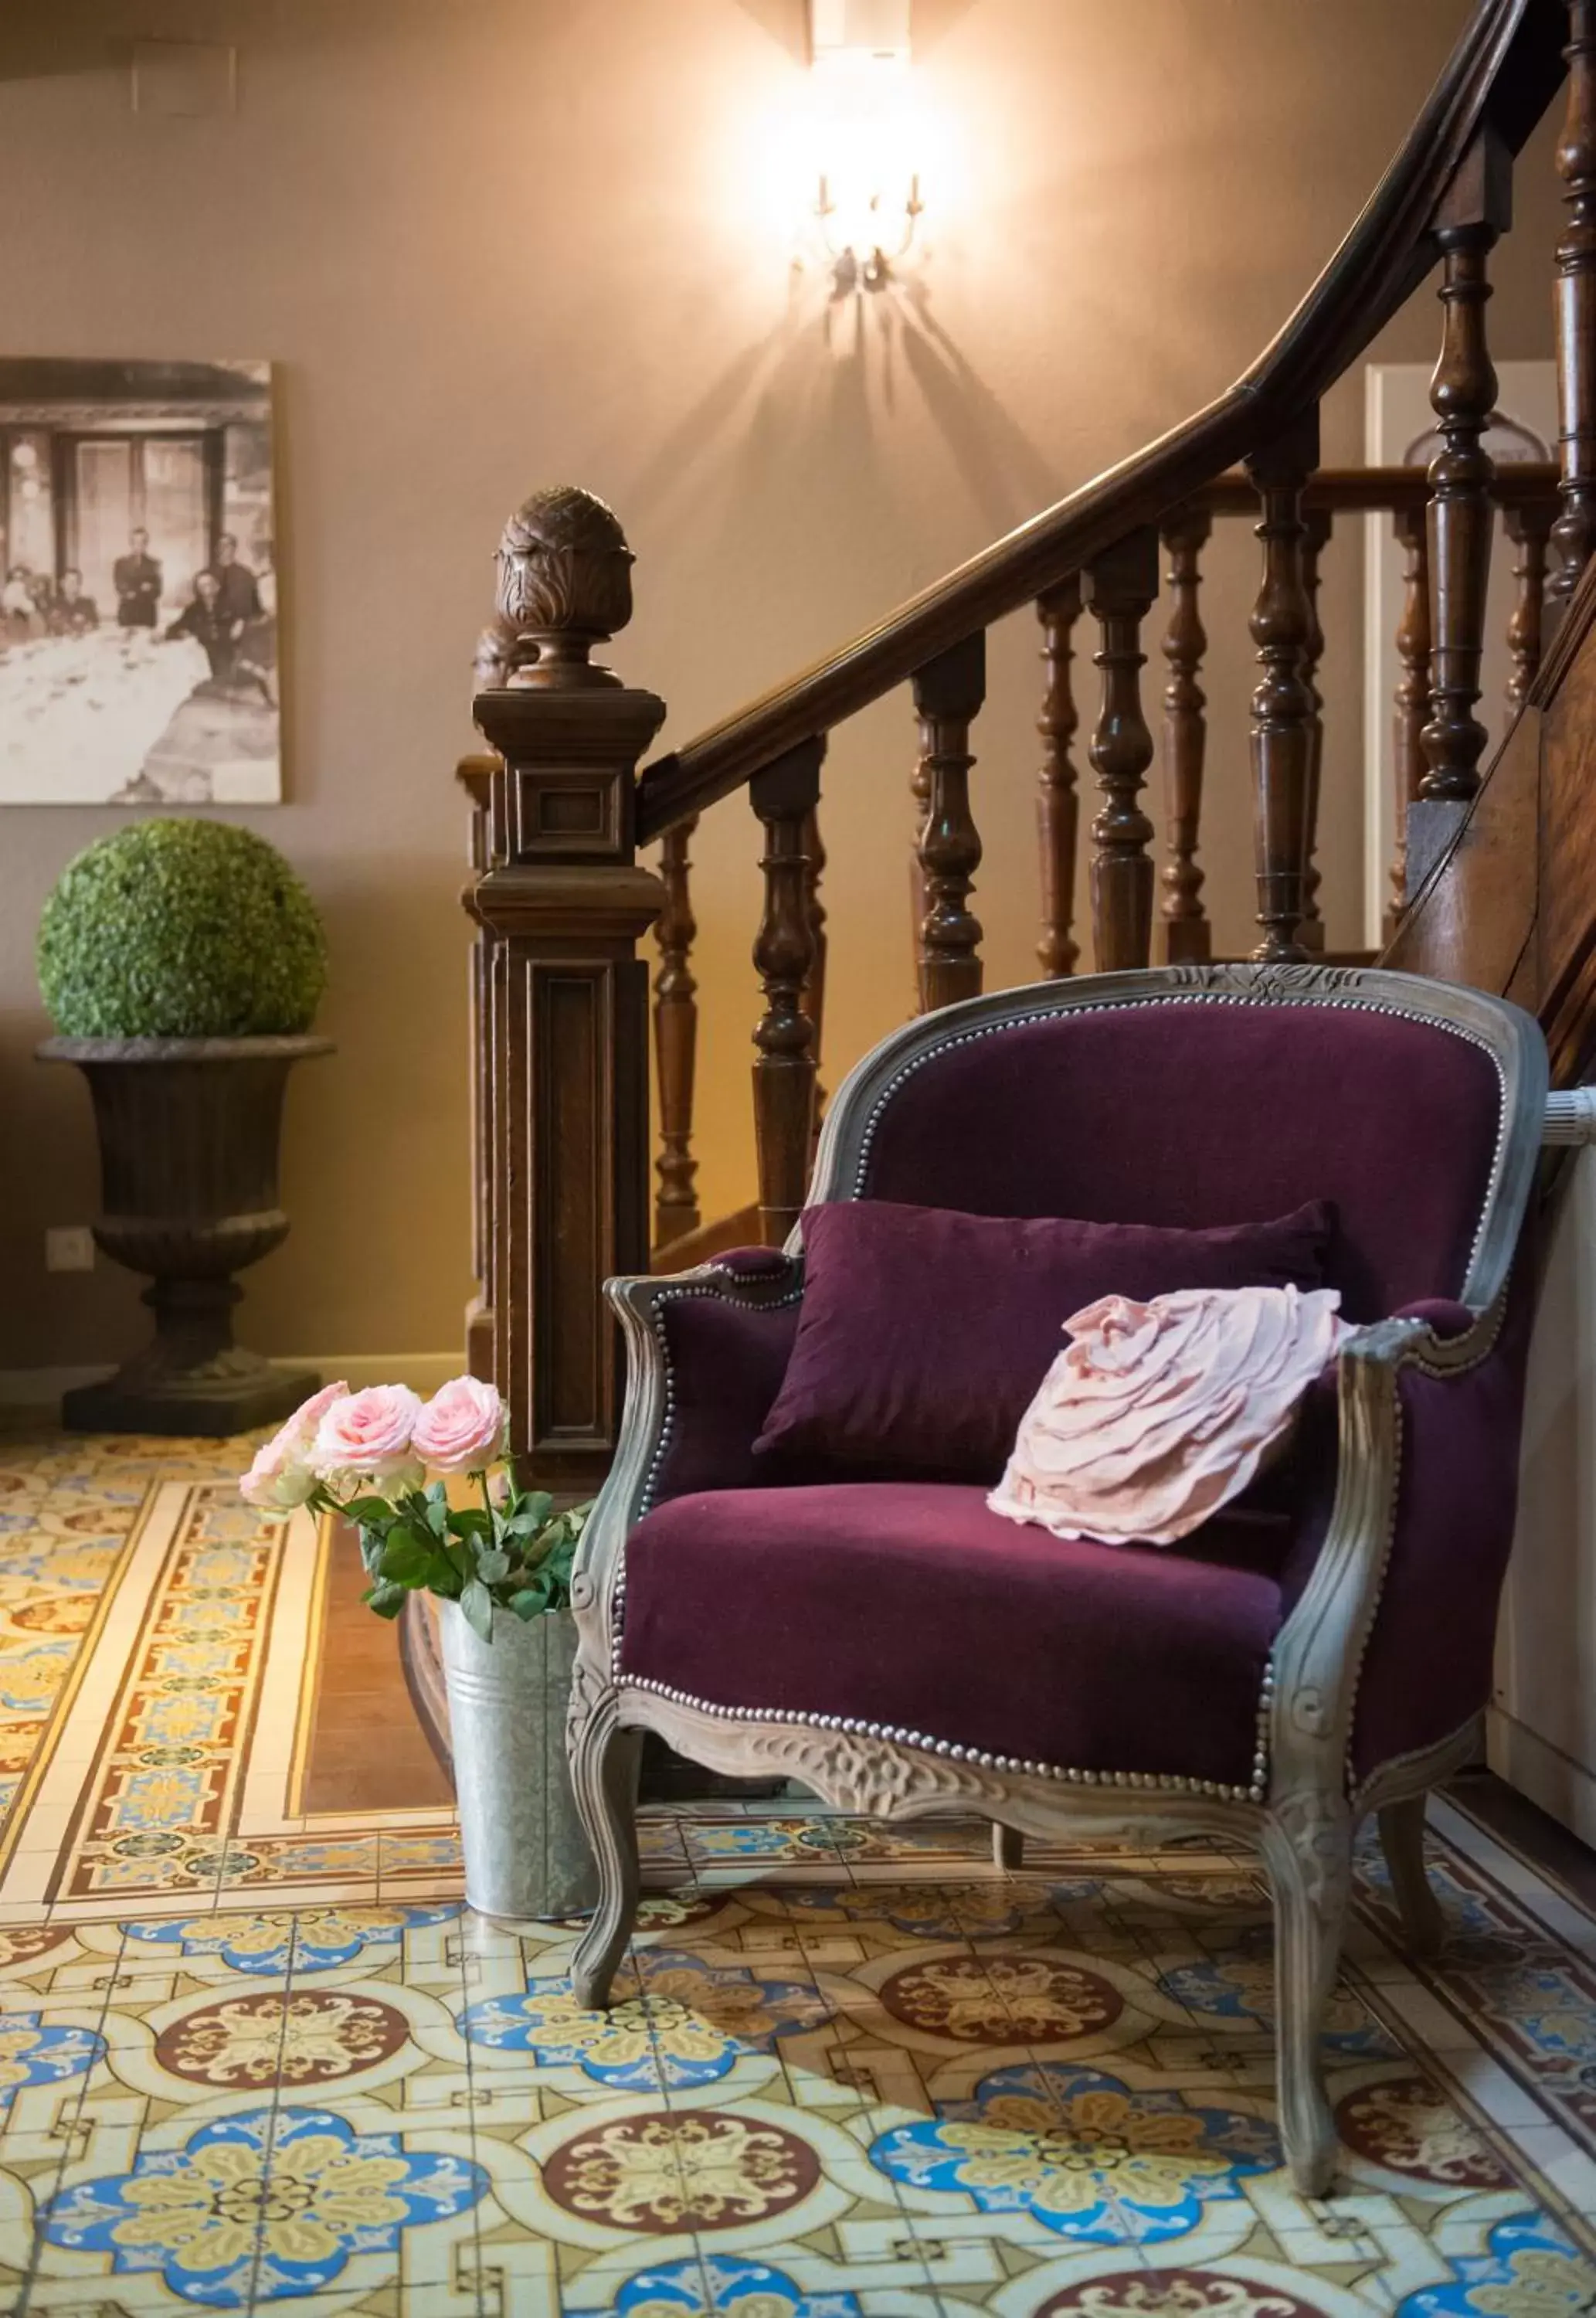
<box><xmin>592</xmin><ymin>267</ymin><xmax>1071</xmax><ymax>1238</ymax></box>
<box><xmin>619</xmin><ymin>270</ymin><xmax>1060</xmax><ymax>583</ymax></box>
<box><xmin>0</xmin><ymin>1010</ymin><xmax>138</xmax><ymax>1377</ymax></box>
<box><xmin>0</xmin><ymin>855</ymin><xmax>470</xmax><ymax>1377</ymax></box>
<box><xmin>0</xmin><ymin>27</ymin><xmax>117</xmax><ymax>80</ymax></box>
<box><xmin>889</xmin><ymin>275</ymin><xmax>1060</xmax><ymax>520</ymax></box>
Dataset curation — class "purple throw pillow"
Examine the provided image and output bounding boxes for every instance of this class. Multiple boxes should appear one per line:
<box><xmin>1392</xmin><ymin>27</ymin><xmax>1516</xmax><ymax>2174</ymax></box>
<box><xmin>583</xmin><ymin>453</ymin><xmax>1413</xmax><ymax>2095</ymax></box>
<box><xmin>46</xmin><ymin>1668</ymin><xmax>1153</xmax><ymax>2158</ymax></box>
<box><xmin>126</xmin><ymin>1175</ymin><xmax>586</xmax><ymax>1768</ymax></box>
<box><xmin>751</xmin><ymin>1195</ymin><xmax>1335</xmax><ymax>1483</ymax></box>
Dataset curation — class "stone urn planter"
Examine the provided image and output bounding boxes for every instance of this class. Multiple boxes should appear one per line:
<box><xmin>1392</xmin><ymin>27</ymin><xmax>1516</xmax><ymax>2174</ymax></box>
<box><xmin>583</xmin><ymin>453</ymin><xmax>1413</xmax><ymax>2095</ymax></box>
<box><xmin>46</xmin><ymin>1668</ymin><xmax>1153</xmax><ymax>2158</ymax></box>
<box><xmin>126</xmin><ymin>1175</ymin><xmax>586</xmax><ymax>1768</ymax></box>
<box><xmin>37</xmin><ymin>1034</ymin><xmax>332</xmax><ymax>1436</ymax></box>
<box><xmin>35</xmin><ymin>817</ymin><xmax>330</xmax><ymax>1436</ymax></box>
<box><xmin>438</xmin><ymin>1597</ymin><xmax>599</xmax><ymax>1920</ymax></box>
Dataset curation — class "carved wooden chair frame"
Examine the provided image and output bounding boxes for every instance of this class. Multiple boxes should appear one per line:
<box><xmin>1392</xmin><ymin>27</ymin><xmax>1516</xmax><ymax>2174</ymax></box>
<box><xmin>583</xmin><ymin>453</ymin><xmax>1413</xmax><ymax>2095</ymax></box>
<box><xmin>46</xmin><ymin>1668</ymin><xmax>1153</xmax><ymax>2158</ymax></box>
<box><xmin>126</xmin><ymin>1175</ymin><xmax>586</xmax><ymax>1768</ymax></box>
<box><xmin>566</xmin><ymin>960</ymin><xmax>1547</xmax><ymax>2194</ymax></box>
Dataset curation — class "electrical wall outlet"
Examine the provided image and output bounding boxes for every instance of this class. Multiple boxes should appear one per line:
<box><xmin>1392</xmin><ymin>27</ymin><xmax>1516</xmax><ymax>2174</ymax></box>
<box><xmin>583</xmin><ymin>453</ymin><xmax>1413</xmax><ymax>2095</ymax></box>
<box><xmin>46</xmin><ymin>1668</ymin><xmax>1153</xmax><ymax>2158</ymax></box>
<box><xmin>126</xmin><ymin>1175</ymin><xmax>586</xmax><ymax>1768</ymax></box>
<box><xmin>46</xmin><ymin>1227</ymin><xmax>95</xmax><ymax>1273</ymax></box>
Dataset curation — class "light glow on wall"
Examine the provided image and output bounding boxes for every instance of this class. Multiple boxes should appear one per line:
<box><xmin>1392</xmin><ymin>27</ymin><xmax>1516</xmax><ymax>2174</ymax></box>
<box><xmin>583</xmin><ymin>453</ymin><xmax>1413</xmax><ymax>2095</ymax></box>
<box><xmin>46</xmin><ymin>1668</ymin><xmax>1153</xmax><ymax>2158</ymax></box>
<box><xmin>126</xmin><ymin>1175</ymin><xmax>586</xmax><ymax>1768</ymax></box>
<box><xmin>740</xmin><ymin>0</ymin><xmax>932</xmax><ymax>296</ymax></box>
<box><xmin>809</xmin><ymin>45</ymin><xmax>922</xmax><ymax>292</ymax></box>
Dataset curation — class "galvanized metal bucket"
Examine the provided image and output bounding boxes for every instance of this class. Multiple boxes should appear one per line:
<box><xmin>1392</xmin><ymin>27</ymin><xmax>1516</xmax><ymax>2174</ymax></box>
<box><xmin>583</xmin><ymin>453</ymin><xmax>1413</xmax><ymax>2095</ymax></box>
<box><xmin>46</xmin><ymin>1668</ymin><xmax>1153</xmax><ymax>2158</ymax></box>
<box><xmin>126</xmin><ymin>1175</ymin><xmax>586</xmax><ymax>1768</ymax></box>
<box><xmin>440</xmin><ymin>1599</ymin><xmax>599</xmax><ymax>1921</ymax></box>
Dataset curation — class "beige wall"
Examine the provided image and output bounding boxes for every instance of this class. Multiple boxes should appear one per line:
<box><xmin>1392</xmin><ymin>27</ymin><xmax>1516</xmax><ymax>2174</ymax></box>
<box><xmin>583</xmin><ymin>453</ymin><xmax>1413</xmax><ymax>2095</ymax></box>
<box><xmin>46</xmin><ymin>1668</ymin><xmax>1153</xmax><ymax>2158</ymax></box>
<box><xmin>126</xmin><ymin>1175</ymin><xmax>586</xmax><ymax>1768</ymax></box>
<box><xmin>0</xmin><ymin>0</ymin><xmax>1565</xmax><ymax>1373</ymax></box>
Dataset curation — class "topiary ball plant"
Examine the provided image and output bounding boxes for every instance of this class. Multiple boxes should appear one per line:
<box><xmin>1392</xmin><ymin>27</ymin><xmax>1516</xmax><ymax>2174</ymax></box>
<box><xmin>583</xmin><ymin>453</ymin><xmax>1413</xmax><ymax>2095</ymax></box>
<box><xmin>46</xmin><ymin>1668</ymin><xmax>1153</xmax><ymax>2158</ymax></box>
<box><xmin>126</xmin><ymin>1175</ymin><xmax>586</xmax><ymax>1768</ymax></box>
<box><xmin>38</xmin><ymin>819</ymin><xmax>327</xmax><ymax>1040</ymax></box>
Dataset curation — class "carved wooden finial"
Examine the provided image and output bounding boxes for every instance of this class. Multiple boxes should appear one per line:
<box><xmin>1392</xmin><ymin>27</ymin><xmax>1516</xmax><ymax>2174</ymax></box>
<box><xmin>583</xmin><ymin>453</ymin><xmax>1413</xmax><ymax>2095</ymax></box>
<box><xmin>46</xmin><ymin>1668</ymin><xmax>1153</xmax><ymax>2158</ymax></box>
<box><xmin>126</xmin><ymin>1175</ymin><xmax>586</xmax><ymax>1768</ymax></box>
<box><xmin>492</xmin><ymin>484</ymin><xmax>634</xmax><ymax>690</ymax></box>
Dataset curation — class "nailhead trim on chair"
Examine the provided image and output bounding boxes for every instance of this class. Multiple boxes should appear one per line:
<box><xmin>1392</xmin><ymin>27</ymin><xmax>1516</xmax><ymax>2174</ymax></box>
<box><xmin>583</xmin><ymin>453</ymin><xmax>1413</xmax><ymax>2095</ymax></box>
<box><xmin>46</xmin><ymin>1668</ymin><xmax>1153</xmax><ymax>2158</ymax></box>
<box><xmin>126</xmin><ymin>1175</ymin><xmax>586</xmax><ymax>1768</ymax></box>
<box><xmin>1336</xmin><ymin>1378</ymin><xmax>1406</xmax><ymax>1800</ymax></box>
<box><xmin>618</xmin><ymin>1674</ymin><xmax>1269</xmax><ymax>1803</ymax></box>
<box><xmin>837</xmin><ymin>990</ymin><xmax>1508</xmax><ymax>1817</ymax></box>
<box><xmin>612</xmin><ymin>1272</ymin><xmax>805</xmax><ymax>1684</ymax></box>
<box><xmin>619</xmin><ymin>994</ymin><xmax>1509</xmax><ymax>1823</ymax></box>
<box><xmin>635</xmin><ymin>1274</ymin><xmax>805</xmax><ymax>1524</ymax></box>
<box><xmin>1255</xmin><ymin>1661</ymin><xmax>1275</xmax><ymax>1793</ymax></box>
<box><xmin>850</xmin><ymin>991</ymin><xmax>1509</xmax><ymax>1293</ymax></box>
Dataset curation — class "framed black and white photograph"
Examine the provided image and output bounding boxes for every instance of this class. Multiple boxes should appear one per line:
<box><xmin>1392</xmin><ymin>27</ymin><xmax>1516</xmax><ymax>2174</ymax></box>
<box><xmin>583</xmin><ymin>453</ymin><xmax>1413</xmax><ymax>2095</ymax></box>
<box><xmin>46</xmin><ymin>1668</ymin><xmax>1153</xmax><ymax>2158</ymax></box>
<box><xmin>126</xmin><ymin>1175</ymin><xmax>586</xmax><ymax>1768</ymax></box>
<box><xmin>0</xmin><ymin>358</ymin><xmax>279</xmax><ymax>805</ymax></box>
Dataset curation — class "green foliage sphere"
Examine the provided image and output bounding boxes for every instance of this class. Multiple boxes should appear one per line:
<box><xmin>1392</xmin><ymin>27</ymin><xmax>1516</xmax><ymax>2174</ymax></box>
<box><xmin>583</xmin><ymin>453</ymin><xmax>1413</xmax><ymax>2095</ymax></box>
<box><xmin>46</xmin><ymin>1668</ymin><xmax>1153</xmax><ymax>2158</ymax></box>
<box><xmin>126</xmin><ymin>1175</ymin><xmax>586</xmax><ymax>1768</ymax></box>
<box><xmin>37</xmin><ymin>819</ymin><xmax>327</xmax><ymax>1039</ymax></box>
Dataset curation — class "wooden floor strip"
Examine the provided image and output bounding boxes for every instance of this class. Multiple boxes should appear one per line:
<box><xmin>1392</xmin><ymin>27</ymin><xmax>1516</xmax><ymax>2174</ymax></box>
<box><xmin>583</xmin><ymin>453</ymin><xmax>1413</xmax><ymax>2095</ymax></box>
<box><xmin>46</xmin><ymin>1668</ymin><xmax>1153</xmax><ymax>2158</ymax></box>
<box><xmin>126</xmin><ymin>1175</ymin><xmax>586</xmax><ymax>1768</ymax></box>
<box><xmin>301</xmin><ymin>1520</ymin><xmax>453</xmax><ymax>1815</ymax></box>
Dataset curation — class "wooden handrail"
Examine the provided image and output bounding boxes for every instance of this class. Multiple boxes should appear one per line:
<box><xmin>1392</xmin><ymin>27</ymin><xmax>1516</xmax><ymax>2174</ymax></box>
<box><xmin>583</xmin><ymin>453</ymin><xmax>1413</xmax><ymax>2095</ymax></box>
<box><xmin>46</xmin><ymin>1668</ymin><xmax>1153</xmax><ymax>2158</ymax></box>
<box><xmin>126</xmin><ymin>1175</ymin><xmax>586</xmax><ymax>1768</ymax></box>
<box><xmin>636</xmin><ymin>0</ymin><xmax>1566</xmax><ymax>845</ymax></box>
<box><xmin>460</xmin><ymin>0</ymin><xmax>1596</xmax><ymax>1513</ymax></box>
<box><xmin>1197</xmin><ymin>461</ymin><xmax>1559</xmax><ymax>518</ymax></box>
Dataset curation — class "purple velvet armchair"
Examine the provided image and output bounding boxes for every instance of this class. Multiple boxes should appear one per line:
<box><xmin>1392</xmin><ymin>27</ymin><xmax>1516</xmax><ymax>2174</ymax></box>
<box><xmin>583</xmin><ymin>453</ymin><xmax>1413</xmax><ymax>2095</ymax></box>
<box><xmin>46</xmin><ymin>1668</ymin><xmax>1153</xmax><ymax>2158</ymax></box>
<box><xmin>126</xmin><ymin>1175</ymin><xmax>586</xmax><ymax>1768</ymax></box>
<box><xmin>566</xmin><ymin>961</ymin><xmax>1547</xmax><ymax>2194</ymax></box>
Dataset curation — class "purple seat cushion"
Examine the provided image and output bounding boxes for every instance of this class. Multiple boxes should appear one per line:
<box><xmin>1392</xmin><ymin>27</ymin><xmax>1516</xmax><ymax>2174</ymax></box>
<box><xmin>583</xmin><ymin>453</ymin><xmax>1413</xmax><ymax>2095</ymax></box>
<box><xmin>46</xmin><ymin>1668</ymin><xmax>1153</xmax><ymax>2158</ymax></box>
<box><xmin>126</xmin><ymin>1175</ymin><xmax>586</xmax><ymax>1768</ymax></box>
<box><xmin>620</xmin><ymin>1483</ymin><xmax>1285</xmax><ymax>1788</ymax></box>
<box><xmin>752</xmin><ymin>1196</ymin><xmax>1333</xmax><ymax>1482</ymax></box>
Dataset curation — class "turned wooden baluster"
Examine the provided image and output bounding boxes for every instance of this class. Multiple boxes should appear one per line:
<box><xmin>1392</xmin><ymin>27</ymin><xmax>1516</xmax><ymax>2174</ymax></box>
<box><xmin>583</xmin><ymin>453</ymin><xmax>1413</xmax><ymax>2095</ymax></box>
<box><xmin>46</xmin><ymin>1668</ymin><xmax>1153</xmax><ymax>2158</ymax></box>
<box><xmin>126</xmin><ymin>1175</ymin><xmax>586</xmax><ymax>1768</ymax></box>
<box><xmin>1551</xmin><ymin>0</ymin><xmax>1596</xmax><ymax>619</ymax></box>
<box><xmin>1085</xmin><ymin>529</ymin><xmax>1159</xmax><ymax>971</ymax></box>
<box><xmin>801</xmin><ymin>804</ymin><xmax>829</xmax><ymax>1154</ymax></box>
<box><xmin>1506</xmin><ymin>498</ymin><xmax>1555</xmax><ymax>714</ymax></box>
<box><xmin>751</xmin><ymin>739</ymin><xmax>823</xmax><ymax>1246</ymax></box>
<box><xmin>1157</xmin><ymin>508</ymin><xmax>1211</xmax><ymax>964</ymax></box>
<box><xmin>908</xmin><ymin>735</ymin><xmax>932</xmax><ymax>1004</ymax></box>
<box><xmin>913</xmin><ymin>633</ymin><xmax>986</xmax><ymax>1011</ymax></box>
<box><xmin>1421</xmin><ymin>136</ymin><xmax>1506</xmax><ymax>801</ymax></box>
<box><xmin>653</xmin><ymin>814</ymin><xmax>700</xmax><ymax>1249</ymax></box>
<box><xmin>1387</xmin><ymin>505</ymin><xmax>1431</xmax><ymax>934</ymax></box>
<box><xmin>1036</xmin><ymin>576</ymin><xmax>1083</xmax><ymax>977</ymax></box>
<box><xmin>1298</xmin><ymin>506</ymin><xmax>1332</xmax><ymax>953</ymax></box>
<box><xmin>1245</xmin><ymin>413</ymin><xmax>1319</xmax><ymax>962</ymax></box>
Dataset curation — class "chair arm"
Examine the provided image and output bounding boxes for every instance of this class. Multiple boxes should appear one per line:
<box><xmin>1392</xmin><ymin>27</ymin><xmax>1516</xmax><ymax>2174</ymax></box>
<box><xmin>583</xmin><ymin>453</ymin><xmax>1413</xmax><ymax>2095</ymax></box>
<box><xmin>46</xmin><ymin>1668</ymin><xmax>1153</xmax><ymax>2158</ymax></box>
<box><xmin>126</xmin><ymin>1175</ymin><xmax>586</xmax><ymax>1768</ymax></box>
<box><xmin>1348</xmin><ymin>1283</ymin><xmax>1530</xmax><ymax>1786</ymax></box>
<box><xmin>570</xmin><ymin>1252</ymin><xmax>805</xmax><ymax>1644</ymax></box>
<box><xmin>702</xmin><ymin>1246</ymin><xmax>796</xmax><ymax>1281</ymax></box>
<box><xmin>1268</xmin><ymin>1289</ymin><xmax>1526</xmax><ymax>1809</ymax></box>
<box><xmin>613</xmin><ymin>1249</ymin><xmax>806</xmax><ymax>1508</ymax></box>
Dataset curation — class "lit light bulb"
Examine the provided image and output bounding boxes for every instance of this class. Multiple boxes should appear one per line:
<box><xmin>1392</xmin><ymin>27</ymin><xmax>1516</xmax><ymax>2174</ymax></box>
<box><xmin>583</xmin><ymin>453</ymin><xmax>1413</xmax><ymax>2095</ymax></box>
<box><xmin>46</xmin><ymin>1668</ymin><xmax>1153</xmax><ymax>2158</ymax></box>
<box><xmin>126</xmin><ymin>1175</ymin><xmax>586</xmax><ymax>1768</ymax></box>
<box><xmin>810</xmin><ymin>50</ymin><xmax>924</xmax><ymax>293</ymax></box>
<box><xmin>749</xmin><ymin>5</ymin><xmax>946</xmax><ymax>299</ymax></box>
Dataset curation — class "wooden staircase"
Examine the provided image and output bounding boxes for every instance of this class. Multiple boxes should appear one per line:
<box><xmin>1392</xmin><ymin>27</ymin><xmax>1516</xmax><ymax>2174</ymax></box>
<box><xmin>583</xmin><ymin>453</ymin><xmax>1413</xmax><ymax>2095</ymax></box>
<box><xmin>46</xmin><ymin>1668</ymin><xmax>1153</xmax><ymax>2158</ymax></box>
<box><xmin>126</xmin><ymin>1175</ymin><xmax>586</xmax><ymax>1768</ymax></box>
<box><xmin>1390</xmin><ymin>536</ymin><xmax>1596</xmax><ymax>1069</ymax></box>
<box><xmin>406</xmin><ymin>0</ymin><xmax>1596</xmax><ymax>1766</ymax></box>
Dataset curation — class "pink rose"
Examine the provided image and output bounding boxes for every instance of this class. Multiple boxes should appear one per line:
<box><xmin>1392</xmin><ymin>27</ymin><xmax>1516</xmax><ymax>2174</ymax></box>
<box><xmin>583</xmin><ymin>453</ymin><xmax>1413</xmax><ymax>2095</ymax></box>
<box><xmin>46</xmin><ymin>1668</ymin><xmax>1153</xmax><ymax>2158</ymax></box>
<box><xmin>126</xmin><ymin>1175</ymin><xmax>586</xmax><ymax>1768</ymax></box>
<box><xmin>989</xmin><ymin>1284</ymin><xmax>1349</xmax><ymax>1547</ymax></box>
<box><xmin>239</xmin><ymin>1379</ymin><xmax>350</xmax><ymax>1513</ymax></box>
<box><xmin>413</xmin><ymin>1375</ymin><xmax>508</xmax><ymax>1475</ymax></box>
<box><xmin>312</xmin><ymin>1382</ymin><xmax>423</xmax><ymax>1484</ymax></box>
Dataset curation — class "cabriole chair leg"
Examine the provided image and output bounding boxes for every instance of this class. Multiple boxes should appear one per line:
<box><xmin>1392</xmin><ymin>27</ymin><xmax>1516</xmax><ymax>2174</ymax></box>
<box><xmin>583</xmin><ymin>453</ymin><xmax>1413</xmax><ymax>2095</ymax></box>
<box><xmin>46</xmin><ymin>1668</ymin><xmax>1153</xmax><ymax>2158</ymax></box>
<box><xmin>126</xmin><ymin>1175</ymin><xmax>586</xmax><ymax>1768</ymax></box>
<box><xmin>1262</xmin><ymin>1804</ymin><xmax>1353</xmax><ymax>2197</ymax></box>
<box><xmin>569</xmin><ymin>1702</ymin><xmax>642</xmax><ymax>2008</ymax></box>
<box><xmin>1377</xmin><ymin>1794</ymin><xmax>1445</xmax><ymax>1956</ymax></box>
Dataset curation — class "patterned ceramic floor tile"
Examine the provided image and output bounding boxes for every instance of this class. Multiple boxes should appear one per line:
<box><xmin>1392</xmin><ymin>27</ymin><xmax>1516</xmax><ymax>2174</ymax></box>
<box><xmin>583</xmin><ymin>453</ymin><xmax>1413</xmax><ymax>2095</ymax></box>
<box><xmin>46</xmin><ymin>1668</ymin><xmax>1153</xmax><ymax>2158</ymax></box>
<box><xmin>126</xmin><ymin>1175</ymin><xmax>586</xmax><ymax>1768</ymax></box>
<box><xmin>0</xmin><ymin>1429</ymin><xmax>167</xmax><ymax>1868</ymax></box>
<box><xmin>681</xmin><ymin>1820</ymin><xmax>855</xmax><ymax>1875</ymax></box>
<box><xmin>11</xmin><ymin>1436</ymin><xmax>1596</xmax><ymax>2316</ymax></box>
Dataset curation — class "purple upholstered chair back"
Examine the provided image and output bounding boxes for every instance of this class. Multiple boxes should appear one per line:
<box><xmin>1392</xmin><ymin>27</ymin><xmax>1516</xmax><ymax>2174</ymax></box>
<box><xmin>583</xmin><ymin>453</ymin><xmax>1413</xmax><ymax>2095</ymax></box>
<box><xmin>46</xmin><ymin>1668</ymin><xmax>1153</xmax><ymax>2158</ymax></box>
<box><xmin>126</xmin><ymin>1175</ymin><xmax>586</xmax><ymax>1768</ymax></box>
<box><xmin>816</xmin><ymin>977</ymin><xmax>1526</xmax><ymax>1323</ymax></box>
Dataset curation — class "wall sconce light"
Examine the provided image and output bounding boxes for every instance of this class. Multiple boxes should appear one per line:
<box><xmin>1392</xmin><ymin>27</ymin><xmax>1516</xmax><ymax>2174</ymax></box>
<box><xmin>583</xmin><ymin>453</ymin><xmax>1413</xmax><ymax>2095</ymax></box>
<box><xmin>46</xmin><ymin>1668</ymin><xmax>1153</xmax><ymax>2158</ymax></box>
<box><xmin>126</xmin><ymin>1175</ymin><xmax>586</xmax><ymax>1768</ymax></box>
<box><xmin>807</xmin><ymin>0</ymin><xmax>922</xmax><ymax>295</ymax></box>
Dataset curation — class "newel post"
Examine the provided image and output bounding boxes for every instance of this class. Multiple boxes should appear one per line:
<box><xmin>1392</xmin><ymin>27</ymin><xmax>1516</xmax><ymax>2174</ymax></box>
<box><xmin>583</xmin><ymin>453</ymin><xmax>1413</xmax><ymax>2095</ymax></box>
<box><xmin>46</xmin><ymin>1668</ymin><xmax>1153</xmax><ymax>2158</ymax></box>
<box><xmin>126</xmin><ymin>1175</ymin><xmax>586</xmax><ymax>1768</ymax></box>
<box><xmin>470</xmin><ymin>488</ymin><xmax>665</xmax><ymax>1490</ymax></box>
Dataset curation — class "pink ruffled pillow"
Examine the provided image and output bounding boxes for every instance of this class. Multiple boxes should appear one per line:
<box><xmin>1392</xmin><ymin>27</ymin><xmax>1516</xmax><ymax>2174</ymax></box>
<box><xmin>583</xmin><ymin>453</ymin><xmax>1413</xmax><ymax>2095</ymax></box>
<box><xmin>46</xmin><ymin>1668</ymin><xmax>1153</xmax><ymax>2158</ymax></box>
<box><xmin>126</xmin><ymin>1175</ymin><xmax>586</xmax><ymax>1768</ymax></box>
<box><xmin>988</xmin><ymin>1283</ymin><xmax>1350</xmax><ymax>1547</ymax></box>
